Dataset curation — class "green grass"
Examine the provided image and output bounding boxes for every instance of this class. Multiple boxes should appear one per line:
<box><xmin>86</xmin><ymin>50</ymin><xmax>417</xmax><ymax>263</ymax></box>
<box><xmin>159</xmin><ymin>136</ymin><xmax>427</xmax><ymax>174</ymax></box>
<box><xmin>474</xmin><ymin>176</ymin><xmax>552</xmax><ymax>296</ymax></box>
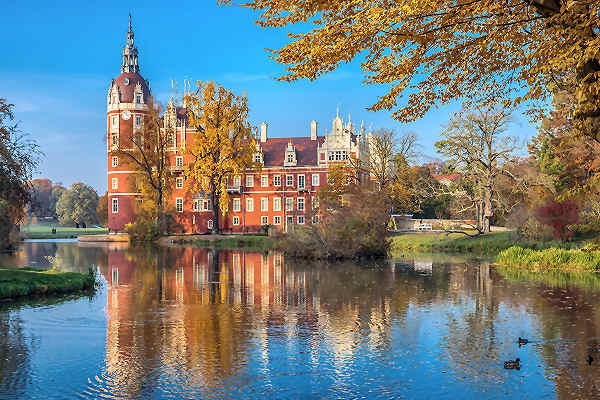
<box><xmin>496</xmin><ymin>246</ymin><xmax>600</xmax><ymax>272</ymax></box>
<box><xmin>188</xmin><ymin>235</ymin><xmax>276</xmax><ymax>250</ymax></box>
<box><xmin>0</xmin><ymin>267</ymin><xmax>97</xmax><ymax>299</ymax></box>
<box><xmin>496</xmin><ymin>264</ymin><xmax>600</xmax><ymax>290</ymax></box>
<box><xmin>20</xmin><ymin>224</ymin><xmax>108</xmax><ymax>239</ymax></box>
<box><xmin>390</xmin><ymin>231</ymin><xmax>581</xmax><ymax>255</ymax></box>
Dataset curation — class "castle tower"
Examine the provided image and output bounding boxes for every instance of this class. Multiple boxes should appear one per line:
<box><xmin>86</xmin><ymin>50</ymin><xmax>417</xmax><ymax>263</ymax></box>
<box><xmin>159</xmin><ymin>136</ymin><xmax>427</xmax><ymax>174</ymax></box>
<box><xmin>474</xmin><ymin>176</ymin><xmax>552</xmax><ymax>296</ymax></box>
<box><xmin>106</xmin><ymin>15</ymin><xmax>152</xmax><ymax>232</ymax></box>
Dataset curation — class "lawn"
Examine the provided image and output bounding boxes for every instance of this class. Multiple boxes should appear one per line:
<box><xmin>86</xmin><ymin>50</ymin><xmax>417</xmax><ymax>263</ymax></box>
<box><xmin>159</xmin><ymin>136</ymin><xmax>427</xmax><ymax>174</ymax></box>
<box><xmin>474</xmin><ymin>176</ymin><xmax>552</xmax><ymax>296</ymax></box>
<box><xmin>390</xmin><ymin>231</ymin><xmax>582</xmax><ymax>255</ymax></box>
<box><xmin>20</xmin><ymin>223</ymin><xmax>108</xmax><ymax>239</ymax></box>
<box><xmin>0</xmin><ymin>267</ymin><xmax>97</xmax><ymax>299</ymax></box>
<box><xmin>169</xmin><ymin>235</ymin><xmax>276</xmax><ymax>251</ymax></box>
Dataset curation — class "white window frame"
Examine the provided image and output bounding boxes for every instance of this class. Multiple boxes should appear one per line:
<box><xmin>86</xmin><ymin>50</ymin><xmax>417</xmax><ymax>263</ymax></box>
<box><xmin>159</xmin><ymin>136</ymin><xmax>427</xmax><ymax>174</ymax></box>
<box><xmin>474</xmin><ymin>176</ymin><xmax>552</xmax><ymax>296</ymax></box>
<box><xmin>112</xmin><ymin>156</ymin><xmax>118</xmax><ymax>167</ymax></box>
<box><xmin>201</xmin><ymin>199</ymin><xmax>211</xmax><ymax>211</ymax></box>
<box><xmin>297</xmin><ymin>174</ymin><xmax>305</xmax><ymax>189</ymax></box>
<box><xmin>261</xmin><ymin>175</ymin><xmax>268</xmax><ymax>187</ymax></box>
<box><xmin>273</xmin><ymin>175</ymin><xmax>281</xmax><ymax>187</ymax></box>
<box><xmin>246</xmin><ymin>175</ymin><xmax>254</xmax><ymax>187</ymax></box>
<box><xmin>233</xmin><ymin>198</ymin><xmax>241</xmax><ymax>212</ymax></box>
<box><xmin>233</xmin><ymin>175</ymin><xmax>241</xmax><ymax>187</ymax></box>
<box><xmin>273</xmin><ymin>197</ymin><xmax>281</xmax><ymax>212</ymax></box>
<box><xmin>312</xmin><ymin>174</ymin><xmax>320</xmax><ymax>186</ymax></box>
<box><xmin>261</xmin><ymin>197</ymin><xmax>268</xmax><ymax>212</ymax></box>
<box><xmin>207</xmin><ymin>220</ymin><xmax>213</xmax><ymax>230</ymax></box>
<box><xmin>135</xmin><ymin>115</ymin><xmax>141</xmax><ymax>128</ymax></box>
<box><xmin>175</xmin><ymin>156</ymin><xmax>183</xmax><ymax>168</ymax></box>
<box><xmin>273</xmin><ymin>215</ymin><xmax>281</xmax><ymax>225</ymax></box>
<box><xmin>111</xmin><ymin>178</ymin><xmax>118</xmax><ymax>190</ymax></box>
<box><xmin>233</xmin><ymin>216</ymin><xmax>240</xmax><ymax>225</ymax></box>
<box><xmin>193</xmin><ymin>199</ymin><xmax>200</xmax><ymax>212</ymax></box>
<box><xmin>111</xmin><ymin>115</ymin><xmax>119</xmax><ymax>133</ymax></box>
<box><xmin>112</xmin><ymin>198</ymin><xmax>118</xmax><ymax>213</ymax></box>
<box><xmin>285</xmin><ymin>197</ymin><xmax>294</xmax><ymax>211</ymax></box>
<box><xmin>136</xmin><ymin>94</ymin><xmax>142</xmax><ymax>104</ymax></box>
<box><xmin>297</xmin><ymin>215</ymin><xmax>305</xmax><ymax>224</ymax></box>
<box><xmin>297</xmin><ymin>197</ymin><xmax>305</xmax><ymax>211</ymax></box>
<box><xmin>111</xmin><ymin>134</ymin><xmax>119</xmax><ymax>149</ymax></box>
<box><xmin>261</xmin><ymin>216</ymin><xmax>269</xmax><ymax>225</ymax></box>
<box><xmin>286</xmin><ymin>175</ymin><xmax>294</xmax><ymax>187</ymax></box>
<box><xmin>246</xmin><ymin>198</ymin><xmax>254</xmax><ymax>212</ymax></box>
<box><xmin>176</xmin><ymin>177</ymin><xmax>183</xmax><ymax>189</ymax></box>
<box><xmin>312</xmin><ymin>196</ymin><xmax>319</xmax><ymax>210</ymax></box>
<box><xmin>176</xmin><ymin>197</ymin><xmax>183</xmax><ymax>213</ymax></box>
<box><xmin>312</xmin><ymin>215</ymin><xmax>319</xmax><ymax>224</ymax></box>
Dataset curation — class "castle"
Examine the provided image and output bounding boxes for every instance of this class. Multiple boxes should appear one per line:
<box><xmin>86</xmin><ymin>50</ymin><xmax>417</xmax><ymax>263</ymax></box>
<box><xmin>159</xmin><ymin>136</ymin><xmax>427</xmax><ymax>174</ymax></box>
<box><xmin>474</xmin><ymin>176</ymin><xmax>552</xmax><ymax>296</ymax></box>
<box><xmin>107</xmin><ymin>18</ymin><xmax>373</xmax><ymax>233</ymax></box>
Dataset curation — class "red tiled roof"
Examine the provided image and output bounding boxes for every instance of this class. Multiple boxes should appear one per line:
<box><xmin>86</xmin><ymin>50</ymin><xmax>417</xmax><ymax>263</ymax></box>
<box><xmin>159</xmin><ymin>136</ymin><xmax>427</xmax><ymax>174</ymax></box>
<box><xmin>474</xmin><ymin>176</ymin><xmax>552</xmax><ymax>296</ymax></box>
<box><xmin>432</xmin><ymin>173</ymin><xmax>461</xmax><ymax>182</ymax></box>
<box><xmin>260</xmin><ymin>137</ymin><xmax>325</xmax><ymax>167</ymax></box>
<box><xmin>113</xmin><ymin>72</ymin><xmax>151</xmax><ymax>103</ymax></box>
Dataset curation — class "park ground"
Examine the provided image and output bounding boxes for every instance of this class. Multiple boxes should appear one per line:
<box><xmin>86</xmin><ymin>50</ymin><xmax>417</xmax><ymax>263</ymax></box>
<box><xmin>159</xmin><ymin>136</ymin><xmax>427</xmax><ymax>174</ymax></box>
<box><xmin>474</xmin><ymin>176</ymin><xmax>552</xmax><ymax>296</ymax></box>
<box><xmin>20</xmin><ymin>223</ymin><xmax>108</xmax><ymax>239</ymax></box>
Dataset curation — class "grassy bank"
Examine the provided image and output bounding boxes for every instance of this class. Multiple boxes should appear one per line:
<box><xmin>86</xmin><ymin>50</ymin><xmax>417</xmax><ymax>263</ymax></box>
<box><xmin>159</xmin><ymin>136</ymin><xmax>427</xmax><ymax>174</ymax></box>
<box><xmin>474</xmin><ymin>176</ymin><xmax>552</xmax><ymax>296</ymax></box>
<box><xmin>0</xmin><ymin>268</ymin><xmax>97</xmax><ymax>299</ymax></box>
<box><xmin>496</xmin><ymin>246</ymin><xmax>600</xmax><ymax>272</ymax></box>
<box><xmin>390</xmin><ymin>231</ymin><xmax>580</xmax><ymax>255</ymax></box>
<box><xmin>496</xmin><ymin>264</ymin><xmax>600</xmax><ymax>290</ymax></box>
<box><xmin>20</xmin><ymin>224</ymin><xmax>108</xmax><ymax>239</ymax></box>
<box><xmin>171</xmin><ymin>235</ymin><xmax>276</xmax><ymax>251</ymax></box>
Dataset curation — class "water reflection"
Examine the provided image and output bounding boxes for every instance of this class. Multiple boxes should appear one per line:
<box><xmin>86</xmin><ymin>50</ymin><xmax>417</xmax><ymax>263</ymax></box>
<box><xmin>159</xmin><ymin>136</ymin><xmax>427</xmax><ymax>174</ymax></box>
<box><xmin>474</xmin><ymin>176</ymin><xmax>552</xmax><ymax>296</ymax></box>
<box><xmin>1</xmin><ymin>242</ymin><xmax>600</xmax><ymax>398</ymax></box>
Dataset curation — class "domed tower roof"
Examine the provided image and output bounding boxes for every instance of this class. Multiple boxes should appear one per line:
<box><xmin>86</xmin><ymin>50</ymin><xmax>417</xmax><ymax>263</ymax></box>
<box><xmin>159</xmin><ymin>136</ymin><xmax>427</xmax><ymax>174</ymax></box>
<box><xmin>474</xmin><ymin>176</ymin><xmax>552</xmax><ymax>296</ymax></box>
<box><xmin>108</xmin><ymin>15</ymin><xmax>151</xmax><ymax>104</ymax></box>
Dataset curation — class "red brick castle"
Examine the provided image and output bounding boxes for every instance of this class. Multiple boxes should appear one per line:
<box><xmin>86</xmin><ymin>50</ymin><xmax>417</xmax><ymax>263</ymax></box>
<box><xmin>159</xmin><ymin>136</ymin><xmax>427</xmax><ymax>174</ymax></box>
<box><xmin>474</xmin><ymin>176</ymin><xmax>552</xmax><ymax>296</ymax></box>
<box><xmin>107</xmin><ymin>18</ymin><xmax>373</xmax><ymax>234</ymax></box>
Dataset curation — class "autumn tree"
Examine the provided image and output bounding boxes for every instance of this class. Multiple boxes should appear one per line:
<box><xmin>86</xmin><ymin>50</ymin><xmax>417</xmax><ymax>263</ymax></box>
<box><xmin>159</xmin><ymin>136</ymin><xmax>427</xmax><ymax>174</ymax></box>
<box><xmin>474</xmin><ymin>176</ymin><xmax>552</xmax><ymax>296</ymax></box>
<box><xmin>224</xmin><ymin>0</ymin><xmax>600</xmax><ymax>141</ymax></box>
<box><xmin>112</xmin><ymin>100</ymin><xmax>175</xmax><ymax>232</ymax></box>
<box><xmin>96</xmin><ymin>192</ymin><xmax>109</xmax><ymax>227</ymax></box>
<box><xmin>28</xmin><ymin>178</ymin><xmax>53</xmax><ymax>219</ymax></box>
<box><xmin>0</xmin><ymin>98</ymin><xmax>40</xmax><ymax>250</ymax></box>
<box><xmin>55</xmin><ymin>182</ymin><xmax>99</xmax><ymax>226</ymax></box>
<box><xmin>435</xmin><ymin>104</ymin><xmax>519</xmax><ymax>233</ymax></box>
<box><xmin>184</xmin><ymin>81</ymin><xmax>259</xmax><ymax>234</ymax></box>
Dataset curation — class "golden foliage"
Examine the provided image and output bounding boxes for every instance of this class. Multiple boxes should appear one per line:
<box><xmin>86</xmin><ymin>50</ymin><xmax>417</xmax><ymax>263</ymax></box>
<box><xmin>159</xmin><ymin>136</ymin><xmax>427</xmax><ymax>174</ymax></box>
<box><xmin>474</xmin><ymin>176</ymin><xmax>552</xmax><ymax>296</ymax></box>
<box><xmin>184</xmin><ymin>81</ymin><xmax>259</xmax><ymax>232</ymax></box>
<box><xmin>222</xmin><ymin>0</ymin><xmax>600</xmax><ymax>139</ymax></box>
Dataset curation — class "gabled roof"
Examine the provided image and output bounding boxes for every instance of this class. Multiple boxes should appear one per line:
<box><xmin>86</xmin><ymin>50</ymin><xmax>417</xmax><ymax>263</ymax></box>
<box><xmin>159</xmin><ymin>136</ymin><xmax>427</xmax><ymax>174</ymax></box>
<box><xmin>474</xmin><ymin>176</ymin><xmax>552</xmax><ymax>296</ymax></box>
<box><xmin>260</xmin><ymin>137</ymin><xmax>325</xmax><ymax>167</ymax></box>
<box><xmin>432</xmin><ymin>173</ymin><xmax>461</xmax><ymax>183</ymax></box>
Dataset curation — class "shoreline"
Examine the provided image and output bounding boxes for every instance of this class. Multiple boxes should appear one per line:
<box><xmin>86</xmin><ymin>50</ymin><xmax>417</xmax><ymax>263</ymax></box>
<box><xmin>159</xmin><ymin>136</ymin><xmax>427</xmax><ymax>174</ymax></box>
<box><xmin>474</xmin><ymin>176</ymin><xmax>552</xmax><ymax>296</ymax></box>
<box><xmin>0</xmin><ymin>268</ymin><xmax>97</xmax><ymax>300</ymax></box>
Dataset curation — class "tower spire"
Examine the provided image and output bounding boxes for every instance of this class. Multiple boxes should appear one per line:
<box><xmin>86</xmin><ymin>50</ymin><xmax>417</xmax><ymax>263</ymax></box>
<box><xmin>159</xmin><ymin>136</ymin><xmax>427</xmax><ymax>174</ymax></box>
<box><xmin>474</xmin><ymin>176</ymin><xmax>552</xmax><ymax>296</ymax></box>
<box><xmin>121</xmin><ymin>14</ymin><xmax>139</xmax><ymax>73</ymax></box>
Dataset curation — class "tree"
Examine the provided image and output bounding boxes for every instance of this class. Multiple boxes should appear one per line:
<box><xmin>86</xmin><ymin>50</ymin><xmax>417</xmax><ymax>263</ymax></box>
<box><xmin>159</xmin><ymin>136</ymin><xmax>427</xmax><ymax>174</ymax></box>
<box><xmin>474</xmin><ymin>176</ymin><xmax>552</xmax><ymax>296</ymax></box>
<box><xmin>111</xmin><ymin>100</ymin><xmax>175</xmax><ymax>232</ymax></box>
<box><xmin>184</xmin><ymin>81</ymin><xmax>259</xmax><ymax>234</ymax></box>
<box><xmin>0</xmin><ymin>98</ymin><xmax>40</xmax><ymax>250</ymax></box>
<box><xmin>29</xmin><ymin>178</ymin><xmax>53</xmax><ymax>218</ymax></box>
<box><xmin>435</xmin><ymin>104</ymin><xmax>518</xmax><ymax>233</ymax></box>
<box><xmin>55</xmin><ymin>182</ymin><xmax>99</xmax><ymax>226</ymax></box>
<box><xmin>224</xmin><ymin>1</ymin><xmax>600</xmax><ymax>140</ymax></box>
<box><xmin>49</xmin><ymin>184</ymin><xmax>66</xmax><ymax>218</ymax></box>
<box><xmin>96</xmin><ymin>192</ymin><xmax>108</xmax><ymax>227</ymax></box>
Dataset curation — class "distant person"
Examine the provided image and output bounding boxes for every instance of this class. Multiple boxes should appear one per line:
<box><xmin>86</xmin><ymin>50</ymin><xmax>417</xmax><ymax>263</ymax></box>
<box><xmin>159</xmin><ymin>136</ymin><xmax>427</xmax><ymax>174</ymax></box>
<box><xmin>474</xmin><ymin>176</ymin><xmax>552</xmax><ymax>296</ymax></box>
<box><xmin>82</xmin><ymin>222</ymin><xmax>86</xmax><ymax>229</ymax></box>
<box><xmin>75</xmin><ymin>222</ymin><xmax>80</xmax><ymax>228</ymax></box>
<box><xmin>52</xmin><ymin>228</ymin><xmax>56</xmax><ymax>234</ymax></box>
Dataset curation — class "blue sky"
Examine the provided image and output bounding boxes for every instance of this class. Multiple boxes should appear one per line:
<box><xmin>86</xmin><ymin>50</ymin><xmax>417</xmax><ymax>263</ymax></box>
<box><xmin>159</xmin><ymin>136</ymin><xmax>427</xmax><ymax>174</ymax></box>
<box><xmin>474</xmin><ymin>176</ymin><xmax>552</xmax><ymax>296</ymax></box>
<box><xmin>1</xmin><ymin>1</ymin><xmax>536</xmax><ymax>193</ymax></box>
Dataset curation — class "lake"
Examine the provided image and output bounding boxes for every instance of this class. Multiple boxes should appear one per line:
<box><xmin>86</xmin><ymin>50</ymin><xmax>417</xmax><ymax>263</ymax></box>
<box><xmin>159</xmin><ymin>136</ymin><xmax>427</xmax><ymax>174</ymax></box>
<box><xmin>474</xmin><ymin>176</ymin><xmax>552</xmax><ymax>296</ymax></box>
<box><xmin>0</xmin><ymin>240</ymin><xmax>599</xmax><ymax>399</ymax></box>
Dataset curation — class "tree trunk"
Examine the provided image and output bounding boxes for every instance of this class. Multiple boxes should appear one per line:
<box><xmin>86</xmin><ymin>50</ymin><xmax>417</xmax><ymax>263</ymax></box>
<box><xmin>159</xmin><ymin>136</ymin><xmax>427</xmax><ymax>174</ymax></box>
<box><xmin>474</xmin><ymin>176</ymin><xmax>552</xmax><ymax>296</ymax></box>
<box><xmin>212</xmin><ymin>191</ymin><xmax>221</xmax><ymax>234</ymax></box>
<box><xmin>156</xmin><ymin>189</ymin><xmax>165</xmax><ymax>233</ymax></box>
<box><xmin>482</xmin><ymin>185</ymin><xmax>492</xmax><ymax>233</ymax></box>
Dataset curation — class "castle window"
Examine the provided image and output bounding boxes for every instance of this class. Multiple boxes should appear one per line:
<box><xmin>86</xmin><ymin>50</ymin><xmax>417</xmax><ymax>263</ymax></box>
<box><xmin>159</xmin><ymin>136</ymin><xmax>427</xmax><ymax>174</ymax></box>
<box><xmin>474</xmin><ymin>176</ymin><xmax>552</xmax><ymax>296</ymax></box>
<box><xmin>273</xmin><ymin>197</ymin><xmax>281</xmax><ymax>212</ymax></box>
<box><xmin>112</xmin><ymin>198</ymin><xmax>118</xmax><ymax>213</ymax></box>
<box><xmin>297</xmin><ymin>197</ymin><xmax>305</xmax><ymax>211</ymax></box>
<box><xmin>297</xmin><ymin>175</ymin><xmax>305</xmax><ymax>190</ymax></box>
<box><xmin>273</xmin><ymin>216</ymin><xmax>281</xmax><ymax>225</ymax></box>
<box><xmin>201</xmin><ymin>199</ymin><xmax>211</xmax><ymax>211</ymax></box>
<box><xmin>111</xmin><ymin>135</ymin><xmax>119</xmax><ymax>149</ymax></box>
<box><xmin>135</xmin><ymin>115</ymin><xmax>141</xmax><ymax>128</ymax></box>
<box><xmin>245</xmin><ymin>175</ymin><xmax>254</xmax><ymax>187</ymax></box>
<box><xmin>176</xmin><ymin>198</ymin><xmax>183</xmax><ymax>212</ymax></box>
<box><xmin>254</xmin><ymin>154</ymin><xmax>262</xmax><ymax>163</ymax></box>
<box><xmin>273</xmin><ymin>175</ymin><xmax>281</xmax><ymax>186</ymax></box>
<box><xmin>112</xmin><ymin>156</ymin><xmax>118</xmax><ymax>167</ymax></box>
<box><xmin>112</xmin><ymin>178</ymin><xmax>118</xmax><ymax>190</ymax></box>
<box><xmin>233</xmin><ymin>198</ymin><xmax>241</xmax><ymax>212</ymax></box>
<box><xmin>261</xmin><ymin>198</ymin><xmax>268</xmax><ymax>212</ymax></box>
<box><xmin>286</xmin><ymin>197</ymin><xmax>293</xmax><ymax>211</ymax></box>
<box><xmin>286</xmin><ymin>175</ymin><xmax>293</xmax><ymax>186</ymax></box>
<box><xmin>176</xmin><ymin>177</ymin><xmax>183</xmax><ymax>189</ymax></box>
<box><xmin>136</xmin><ymin>95</ymin><xmax>141</xmax><ymax>104</ymax></box>
<box><xmin>261</xmin><ymin>216</ymin><xmax>269</xmax><ymax>225</ymax></box>
<box><xmin>246</xmin><ymin>198</ymin><xmax>254</xmax><ymax>212</ymax></box>
<box><xmin>208</xmin><ymin>220</ymin><xmax>214</xmax><ymax>230</ymax></box>
<box><xmin>193</xmin><ymin>199</ymin><xmax>200</xmax><ymax>212</ymax></box>
<box><xmin>297</xmin><ymin>215</ymin><xmax>305</xmax><ymax>224</ymax></box>
<box><xmin>286</xmin><ymin>153</ymin><xmax>294</xmax><ymax>163</ymax></box>
<box><xmin>176</xmin><ymin>156</ymin><xmax>183</xmax><ymax>167</ymax></box>
<box><xmin>233</xmin><ymin>216</ymin><xmax>240</xmax><ymax>225</ymax></box>
<box><xmin>312</xmin><ymin>174</ymin><xmax>320</xmax><ymax>186</ymax></box>
<box><xmin>313</xmin><ymin>215</ymin><xmax>319</xmax><ymax>224</ymax></box>
<box><xmin>261</xmin><ymin>175</ymin><xmax>268</xmax><ymax>187</ymax></box>
<box><xmin>312</xmin><ymin>197</ymin><xmax>319</xmax><ymax>210</ymax></box>
<box><xmin>233</xmin><ymin>175</ymin><xmax>241</xmax><ymax>187</ymax></box>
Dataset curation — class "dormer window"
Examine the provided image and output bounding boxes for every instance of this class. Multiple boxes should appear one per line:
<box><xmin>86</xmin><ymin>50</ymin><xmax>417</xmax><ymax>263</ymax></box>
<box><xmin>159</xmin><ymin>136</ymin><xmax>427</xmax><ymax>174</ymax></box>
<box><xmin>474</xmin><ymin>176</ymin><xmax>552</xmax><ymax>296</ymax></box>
<box><xmin>287</xmin><ymin>153</ymin><xmax>294</xmax><ymax>163</ymax></box>
<box><xmin>136</xmin><ymin>95</ymin><xmax>141</xmax><ymax>104</ymax></box>
<box><xmin>254</xmin><ymin>154</ymin><xmax>263</xmax><ymax>163</ymax></box>
<box><xmin>284</xmin><ymin>142</ymin><xmax>297</xmax><ymax>166</ymax></box>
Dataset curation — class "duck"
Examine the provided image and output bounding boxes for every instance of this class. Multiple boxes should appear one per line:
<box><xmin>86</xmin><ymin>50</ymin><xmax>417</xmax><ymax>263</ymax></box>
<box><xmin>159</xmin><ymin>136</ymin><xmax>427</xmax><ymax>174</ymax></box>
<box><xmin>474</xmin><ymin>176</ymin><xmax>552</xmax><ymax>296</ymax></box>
<box><xmin>518</xmin><ymin>337</ymin><xmax>529</xmax><ymax>346</ymax></box>
<box><xmin>588</xmin><ymin>355</ymin><xmax>594</xmax><ymax>366</ymax></box>
<box><xmin>504</xmin><ymin>358</ymin><xmax>521</xmax><ymax>370</ymax></box>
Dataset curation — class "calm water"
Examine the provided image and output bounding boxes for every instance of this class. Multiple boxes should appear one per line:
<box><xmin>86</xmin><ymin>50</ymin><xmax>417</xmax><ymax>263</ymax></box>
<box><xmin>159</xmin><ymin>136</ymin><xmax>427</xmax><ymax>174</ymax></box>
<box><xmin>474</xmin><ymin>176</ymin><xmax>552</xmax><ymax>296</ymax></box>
<box><xmin>1</xmin><ymin>241</ymin><xmax>600</xmax><ymax>399</ymax></box>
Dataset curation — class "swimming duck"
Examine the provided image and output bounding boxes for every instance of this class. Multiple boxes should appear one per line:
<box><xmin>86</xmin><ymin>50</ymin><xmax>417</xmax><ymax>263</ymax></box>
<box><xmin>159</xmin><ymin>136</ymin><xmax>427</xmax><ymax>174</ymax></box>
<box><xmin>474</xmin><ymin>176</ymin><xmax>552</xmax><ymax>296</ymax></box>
<box><xmin>504</xmin><ymin>358</ymin><xmax>521</xmax><ymax>370</ymax></box>
<box><xmin>588</xmin><ymin>355</ymin><xmax>594</xmax><ymax>366</ymax></box>
<box><xmin>518</xmin><ymin>337</ymin><xmax>529</xmax><ymax>346</ymax></box>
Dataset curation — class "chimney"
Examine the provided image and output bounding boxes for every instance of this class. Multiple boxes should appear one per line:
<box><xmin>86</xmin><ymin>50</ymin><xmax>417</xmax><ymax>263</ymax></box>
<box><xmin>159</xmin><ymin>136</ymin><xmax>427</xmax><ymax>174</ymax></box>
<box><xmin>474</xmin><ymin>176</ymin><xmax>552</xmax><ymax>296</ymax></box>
<box><xmin>260</xmin><ymin>122</ymin><xmax>268</xmax><ymax>143</ymax></box>
<box><xmin>310</xmin><ymin>120</ymin><xmax>317</xmax><ymax>140</ymax></box>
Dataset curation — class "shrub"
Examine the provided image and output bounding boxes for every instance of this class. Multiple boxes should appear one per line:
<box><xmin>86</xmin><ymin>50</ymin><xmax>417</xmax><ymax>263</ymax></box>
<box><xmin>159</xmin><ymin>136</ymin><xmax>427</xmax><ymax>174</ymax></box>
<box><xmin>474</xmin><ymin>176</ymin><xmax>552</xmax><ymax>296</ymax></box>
<box><xmin>535</xmin><ymin>200</ymin><xmax>580</xmax><ymax>241</ymax></box>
